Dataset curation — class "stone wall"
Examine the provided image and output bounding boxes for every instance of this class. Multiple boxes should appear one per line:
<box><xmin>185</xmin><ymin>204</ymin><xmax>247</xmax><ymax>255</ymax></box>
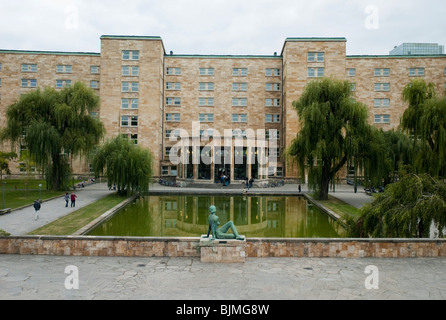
<box><xmin>1</xmin><ymin>236</ymin><xmax>445</xmax><ymax>258</ymax></box>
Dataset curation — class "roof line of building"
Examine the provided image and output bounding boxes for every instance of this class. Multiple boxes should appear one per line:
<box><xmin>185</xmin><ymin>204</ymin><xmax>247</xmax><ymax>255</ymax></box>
<box><xmin>0</xmin><ymin>49</ymin><xmax>100</xmax><ymax>56</ymax></box>
<box><xmin>166</xmin><ymin>54</ymin><xmax>282</xmax><ymax>59</ymax></box>
<box><xmin>347</xmin><ymin>54</ymin><xmax>446</xmax><ymax>59</ymax></box>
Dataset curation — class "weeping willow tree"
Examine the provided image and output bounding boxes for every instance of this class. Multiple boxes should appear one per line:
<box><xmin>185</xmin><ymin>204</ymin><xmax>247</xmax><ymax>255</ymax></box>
<box><xmin>347</xmin><ymin>171</ymin><xmax>446</xmax><ymax>238</ymax></box>
<box><xmin>287</xmin><ymin>78</ymin><xmax>378</xmax><ymax>200</ymax></box>
<box><xmin>401</xmin><ymin>79</ymin><xmax>446</xmax><ymax>177</ymax></box>
<box><xmin>0</xmin><ymin>82</ymin><xmax>105</xmax><ymax>190</ymax></box>
<box><xmin>92</xmin><ymin>136</ymin><xmax>153</xmax><ymax>195</ymax></box>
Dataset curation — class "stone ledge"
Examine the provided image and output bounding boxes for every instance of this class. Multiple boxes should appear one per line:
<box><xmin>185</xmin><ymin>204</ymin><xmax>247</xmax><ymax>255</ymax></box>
<box><xmin>199</xmin><ymin>235</ymin><xmax>246</xmax><ymax>263</ymax></box>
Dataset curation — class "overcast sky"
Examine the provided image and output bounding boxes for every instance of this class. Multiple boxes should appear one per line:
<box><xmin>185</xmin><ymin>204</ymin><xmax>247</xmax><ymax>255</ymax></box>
<box><xmin>0</xmin><ymin>0</ymin><xmax>445</xmax><ymax>56</ymax></box>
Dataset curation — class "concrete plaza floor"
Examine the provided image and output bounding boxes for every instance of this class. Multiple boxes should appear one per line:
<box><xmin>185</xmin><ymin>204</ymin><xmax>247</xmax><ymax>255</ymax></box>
<box><xmin>1</xmin><ymin>182</ymin><xmax>444</xmax><ymax>301</ymax></box>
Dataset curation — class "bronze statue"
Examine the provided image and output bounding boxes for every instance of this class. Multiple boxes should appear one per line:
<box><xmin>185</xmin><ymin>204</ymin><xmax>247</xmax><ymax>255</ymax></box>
<box><xmin>206</xmin><ymin>205</ymin><xmax>245</xmax><ymax>241</ymax></box>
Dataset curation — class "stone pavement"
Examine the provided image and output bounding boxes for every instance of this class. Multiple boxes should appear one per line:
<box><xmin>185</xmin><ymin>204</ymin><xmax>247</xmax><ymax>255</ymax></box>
<box><xmin>0</xmin><ymin>255</ymin><xmax>445</xmax><ymax>300</ymax></box>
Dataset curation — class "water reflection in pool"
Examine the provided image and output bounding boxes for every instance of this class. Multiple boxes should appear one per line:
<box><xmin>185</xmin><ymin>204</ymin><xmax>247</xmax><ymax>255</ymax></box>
<box><xmin>88</xmin><ymin>195</ymin><xmax>346</xmax><ymax>238</ymax></box>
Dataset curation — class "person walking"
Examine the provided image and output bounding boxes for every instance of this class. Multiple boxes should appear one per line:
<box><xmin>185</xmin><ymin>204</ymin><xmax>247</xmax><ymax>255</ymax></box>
<box><xmin>64</xmin><ymin>193</ymin><xmax>70</xmax><ymax>207</ymax></box>
<box><xmin>33</xmin><ymin>200</ymin><xmax>41</xmax><ymax>221</ymax></box>
<box><xmin>70</xmin><ymin>192</ymin><xmax>77</xmax><ymax>208</ymax></box>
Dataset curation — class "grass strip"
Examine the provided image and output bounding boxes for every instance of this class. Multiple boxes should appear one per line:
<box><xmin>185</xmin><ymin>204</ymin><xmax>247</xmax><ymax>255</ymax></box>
<box><xmin>318</xmin><ymin>195</ymin><xmax>361</xmax><ymax>219</ymax></box>
<box><xmin>28</xmin><ymin>193</ymin><xmax>128</xmax><ymax>236</ymax></box>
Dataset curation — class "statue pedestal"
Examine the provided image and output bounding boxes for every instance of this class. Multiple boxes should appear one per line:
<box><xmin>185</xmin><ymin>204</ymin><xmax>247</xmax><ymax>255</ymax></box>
<box><xmin>199</xmin><ymin>235</ymin><xmax>246</xmax><ymax>263</ymax></box>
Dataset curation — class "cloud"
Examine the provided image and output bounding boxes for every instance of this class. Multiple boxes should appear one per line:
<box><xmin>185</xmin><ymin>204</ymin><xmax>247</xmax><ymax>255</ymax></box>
<box><xmin>0</xmin><ymin>0</ymin><xmax>444</xmax><ymax>55</ymax></box>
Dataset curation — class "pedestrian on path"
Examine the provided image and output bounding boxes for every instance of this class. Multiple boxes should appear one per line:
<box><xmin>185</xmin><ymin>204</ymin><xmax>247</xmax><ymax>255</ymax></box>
<box><xmin>33</xmin><ymin>200</ymin><xmax>41</xmax><ymax>221</ymax></box>
<box><xmin>70</xmin><ymin>193</ymin><xmax>77</xmax><ymax>208</ymax></box>
<box><xmin>64</xmin><ymin>193</ymin><xmax>70</xmax><ymax>207</ymax></box>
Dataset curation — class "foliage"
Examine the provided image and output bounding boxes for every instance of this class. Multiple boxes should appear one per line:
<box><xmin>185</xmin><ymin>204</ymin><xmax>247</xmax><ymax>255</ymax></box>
<box><xmin>92</xmin><ymin>136</ymin><xmax>153</xmax><ymax>195</ymax></box>
<box><xmin>287</xmin><ymin>78</ymin><xmax>375</xmax><ymax>200</ymax></box>
<box><xmin>401</xmin><ymin>79</ymin><xmax>446</xmax><ymax>177</ymax></box>
<box><xmin>0</xmin><ymin>151</ymin><xmax>17</xmax><ymax>180</ymax></box>
<box><xmin>347</xmin><ymin>172</ymin><xmax>446</xmax><ymax>238</ymax></box>
<box><xmin>0</xmin><ymin>82</ymin><xmax>105</xmax><ymax>190</ymax></box>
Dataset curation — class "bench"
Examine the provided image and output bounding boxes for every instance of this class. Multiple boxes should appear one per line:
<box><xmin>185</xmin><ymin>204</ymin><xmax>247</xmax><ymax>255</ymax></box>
<box><xmin>198</xmin><ymin>235</ymin><xmax>246</xmax><ymax>263</ymax></box>
<box><xmin>0</xmin><ymin>208</ymin><xmax>12</xmax><ymax>216</ymax></box>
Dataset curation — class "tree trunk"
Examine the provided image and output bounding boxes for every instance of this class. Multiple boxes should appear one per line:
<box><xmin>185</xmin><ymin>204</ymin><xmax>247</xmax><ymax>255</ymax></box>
<box><xmin>319</xmin><ymin>175</ymin><xmax>330</xmax><ymax>200</ymax></box>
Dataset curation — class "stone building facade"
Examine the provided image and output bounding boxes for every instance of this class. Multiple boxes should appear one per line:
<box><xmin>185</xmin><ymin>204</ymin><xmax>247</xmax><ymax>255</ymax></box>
<box><xmin>0</xmin><ymin>35</ymin><xmax>445</xmax><ymax>182</ymax></box>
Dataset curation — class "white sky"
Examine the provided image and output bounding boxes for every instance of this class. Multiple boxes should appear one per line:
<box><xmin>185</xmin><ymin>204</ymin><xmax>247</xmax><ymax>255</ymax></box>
<box><xmin>0</xmin><ymin>0</ymin><xmax>445</xmax><ymax>56</ymax></box>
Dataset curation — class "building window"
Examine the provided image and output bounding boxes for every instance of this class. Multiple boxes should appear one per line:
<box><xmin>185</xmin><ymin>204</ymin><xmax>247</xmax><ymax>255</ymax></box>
<box><xmin>21</xmin><ymin>64</ymin><xmax>37</xmax><ymax>73</ymax></box>
<box><xmin>166</xmin><ymin>82</ymin><xmax>181</xmax><ymax>90</ymax></box>
<box><xmin>0</xmin><ymin>63</ymin><xmax>2</xmax><ymax>72</ymax></box>
<box><xmin>90</xmin><ymin>80</ymin><xmax>99</xmax><ymax>89</ymax></box>
<box><xmin>21</xmin><ymin>79</ymin><xmax>37</xmax><ymax>88</ymax></box>
<box><xmin>199</xmin><ymin>97</ymin><xmax>214</xmax><ymax>106</ymax></box>
<box><xmin>374</xmin><ymin>114</ymin><xmax>390</xmax><ymax>124</ymax></box>
<box><xmin>374</xmin><ymin>83</ymin><xmax>390</xmax><ymax>92</ymax></box>
<box><xmin>374</xmin><ymin>98</ymin><xmax>390</xmax><ymax>108</ymax></box>
<box><xmin>122</xmin><ymin>50</ymin><xmax>139</xmax><ymax>60</ymax></box>
<box><xmin>266</xmin><ymin>114</ymin><xmax>280</xmax><ymax>123</ymax></box>
<box><xmin>232</xmin><ymin>114</ymin><xmax>247</xmax><ymax>123</ymax></box>
<box><xmin>121</xmin><ymin>98</ymin><xmax>139</xmax><ymax>109</ymax></box>
<box><xmin>199</xmin><ymin>113</ymin><xmax>214</xmax><ymax>122</ymax></box>
<box><xmin>374</xmin><ymin>68</ymin><xmax>390</xmax><ymax>77</ymax></box>
<box><xmin>56</xmin><ymin>65</ymin><xmax>72</xmax><ymax>74</ymax></box>
<box><xmin>308</xmin><ymin>68</ymin><xmax>324</xmax><ymax>78</ymax></box>
<box><xmin>166</xmin><ymin>129</ymin><xmax>181</xmax><ymax>140</ymax></box>
<box><xmin>409</xmin><ymin>68</ymin><xmax>425</xmax><ymax>76</ymax></box>
<box><xmin>266</xmin><ymin>83</ymin><xmax>280</xmax><ymax>91</ymax></box>
<box><xmin>266</xmin><ymin>129</ymin><xmax>280</xmax><ymax>140</ymax></box>
<box><xmin>265</xmin><ymin>98</ymin><xmax>280</xmax><ymax>107</ymax></box>
<box><xmin>122</xmin><ymin>82</ymin><xmax>139</xmax><ymax>92</ymax></box>
<box><xmin>233</xmin><ymin>68</ymin><xmax>247</xmax><ymax>76</ymax></box>
<box><xmin>199</xmin><ymin>68</ymin><xmax>214</xmax><ymax>76</ymax></box>
<box><xmin>232</xmin><ymin>98</ymin><xmax>248</xmax><ymax>107</ymax></box>
<box><xmin>122</xmin><ymin>66</ymin><xmax>139</xmax><ymax>76</ymax></box>
<box><xmin>232</xmin><ymin>83</ymin><xmax>247</xmax><ymax>91</ymax></box>
<box><xmin>166</xmin><ymin>97</ymin><xmax>181</xmax><ymax>106</ymax></box>
<box><xmin>56</xmin><ymin>80</ymin><xmax>72</xmax><ymax>88</ymax></box>
<box><xmin>166</xmin><ymin>113</ymin><xmax>181</xmax><ymax>122</ymax></box>
<box><xmin>91</xmin><ymin>66</ymin><xmax>100</xmax><ymax>74</ymax></box>
<box><xmin>308</xmin><ymin>52</ymin><xmax>324</xmax><ymax>62</ymax></box>
<box><xmin>348</xmin><ymin>68</ymin><xmax>356</xmax><ymax>77</ymax></box>
<box><xmin>266</xmin><ymin>68</ymin><xmax>280</xmax><ymax>76</ymax></box>
<box><xmin>199</xmin><ymin>82</ymin><xmax>214</xmax><ymax>91</ymax></box>
<box><xmin>121</xmin><ymin>116</ymin><xmax>138</xmax><ymax>127</ymax></box>
<box><xmin>350</xmin><ymin>83</ymin><xmax>356</xmax><ymax>92</ymax></box>
<box><xmin>167</xmin><ymin>67</ymin><xmax>181</xmax><ymax>75</ymax></box>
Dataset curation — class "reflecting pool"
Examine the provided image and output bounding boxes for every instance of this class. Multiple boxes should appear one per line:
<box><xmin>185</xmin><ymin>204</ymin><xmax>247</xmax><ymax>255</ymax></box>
<box><xmin>88</xmin><ymin>195</ymin><xmax>346</xmax><ymax>238</ymax></box>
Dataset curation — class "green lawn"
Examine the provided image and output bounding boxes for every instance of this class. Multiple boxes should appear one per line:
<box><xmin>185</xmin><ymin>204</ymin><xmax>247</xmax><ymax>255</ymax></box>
<box><xmin>0</xmin><ymin>179</ymin><xmax>81</xmax><ymax>210</ymax></box>
<box><xmin>318</xmin><ymin>195</ymin><xmax>361</xmax><ymax>219</ymax></box>
<box><xmin>27</xmin><ymin>193</ymin><xmax>128</xmax><ymax>236</ymax></box>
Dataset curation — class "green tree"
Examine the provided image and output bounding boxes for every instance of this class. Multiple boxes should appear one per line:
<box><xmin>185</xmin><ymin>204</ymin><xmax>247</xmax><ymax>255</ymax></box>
<box><xmin>287</xmin><ymin>78</ymin><xmax>376</xmax><ymax>200</ymax></box>
<box><xmin>401</xmin><ymin>79</ymin><xmax>446</xmax><ymax>177</ymax></box>
<box><xmin>92</xmin><ymin>136</ymin><xmax>153</xmax><ymax>195</ymax></box>
<box><xmin>348</xmin><ymin>171</ymin><xmax>446</xmax><ymax>238</ymax></box>
<box><xmin>0</xmin><ymin>82</ymin><xmax>105</xmax><ymax>190</ymax></box>
<box><xmin>0</xmin><ymin>151</ymin><xmax>17</xmax><ymax>181</ymax></box>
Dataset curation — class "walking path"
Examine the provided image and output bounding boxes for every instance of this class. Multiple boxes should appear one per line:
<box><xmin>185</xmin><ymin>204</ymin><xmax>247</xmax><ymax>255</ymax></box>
<box><xmin>0</xmin><ymin>183</ymin><xmax>113</xmax><ymax>236</ymax></box>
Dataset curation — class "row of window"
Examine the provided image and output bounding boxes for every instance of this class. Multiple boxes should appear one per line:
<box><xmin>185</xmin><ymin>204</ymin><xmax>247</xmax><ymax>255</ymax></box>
<box><xmin>18</xmin><ymin>79</ymin><xmax>99</xmax><ymax>89</ymax></box>
<box><xmin>166</xmin><ymin>97</ymin><xmax>281</xmax><ymax>107</ymax></box>
<box><xmin>15</xmin><ymin>63</ymin><xmax>100</xmax><ymax>74</ymax></box>
<box><xmin>167</xmin><ymin>67</ymin><xmax>281</xmax><ymax>77</ymax></box>
<box><xmin>165</xmin><ymin>82</ymin><xmax>281</xmax><ymax>91</ymax></box>
<box><xmin>160</xmin><ymin>165</ymin><xmax>284</xmax><ymax>177</ymax></box>
<box><xmin>161</xmin><ymin>113</ymin><xmax>281</xmax><ymax>124</ymax></box>
<box><xmin>121</xmin><ymin>113</ymin><xmax>281</xmax><ymax>127</ymax></box>
<box><xmin>165</xmin><ymin>129</ymin><xmax>280</xmax><ymax>140</ymax></box>
<box><xmin>347</xmin><ymin>67</ymin><xmax>436</xmax><ymax>77</ymax></box>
